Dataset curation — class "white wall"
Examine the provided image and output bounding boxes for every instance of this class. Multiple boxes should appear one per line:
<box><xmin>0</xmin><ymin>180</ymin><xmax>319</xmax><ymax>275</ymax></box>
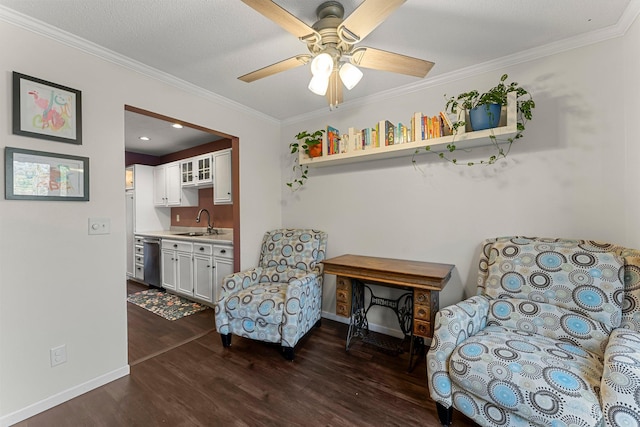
<box><xmin>281</xmin><ymin>15</ymin><xmax>640</xmax><ymax>334</ymax></box>
<box><xmin>623</xmin><ymin>9</ymin><xmax>640</xmax><ymax>246</ymax></box>
<box><xmin>0</xmin><ymin>18</ymin><xmax>282</xmax><ymax>424</ymax></box>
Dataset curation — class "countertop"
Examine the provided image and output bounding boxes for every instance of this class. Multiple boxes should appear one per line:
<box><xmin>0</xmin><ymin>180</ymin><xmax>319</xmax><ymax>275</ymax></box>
<box><xmin>135</xmin><ymin>228</ymin><xmax>233</xmax><ymax>245</ymax></box>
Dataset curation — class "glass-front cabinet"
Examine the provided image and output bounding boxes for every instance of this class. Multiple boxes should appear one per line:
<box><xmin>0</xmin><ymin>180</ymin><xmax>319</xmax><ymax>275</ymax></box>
<box><xmin>180</xmin><ymin>161</ymin><xmax>194</xmax><ymax>186</ymax></box>
<box><xmin>180</xmin><ymin>154</ymin><xmax>212</xmax><ymax>187</ymax></box>
<box><xmin>196</xmin><ymin>154</ymin><xmax>212</xmax><ymax>184</ymax></box>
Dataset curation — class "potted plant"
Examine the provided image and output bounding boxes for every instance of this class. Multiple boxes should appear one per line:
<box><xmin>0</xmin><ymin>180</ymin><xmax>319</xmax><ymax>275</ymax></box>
<box><xmin>286</xmin><ymin>129</ymin><xmax>325</xmax><ymax>190</ymax></box>
<box><xmin>418</xmin><ymin>74</ymin><xmax>534</xmax><ymax>166</ymax></box>
<box><xmin>291</xmin><ymin>129</ymin><xmax>324</xmax><ymax>158</ymax></box>
<box><xmin>445</xmin><ymin>74</ymin><xmax>535</xmax><ymax>132</ymax></box>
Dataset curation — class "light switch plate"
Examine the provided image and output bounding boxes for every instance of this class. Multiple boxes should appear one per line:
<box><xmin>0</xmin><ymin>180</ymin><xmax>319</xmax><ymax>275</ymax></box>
<box><xmin>88</xmin><ymin>218</ymin><xmax>110</xmax><ymax>235</ymax></box>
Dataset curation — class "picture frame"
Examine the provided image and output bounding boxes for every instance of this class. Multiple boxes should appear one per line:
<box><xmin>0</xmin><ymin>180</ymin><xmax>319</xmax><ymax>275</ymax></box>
<box><xmin>12</xmin><ymin>72</ymin><xmax>82</xmax><ymax>145</ymax></box>
<box><xmin>5</xmin><ymin>147</ymin><xmax>89</xmax><ymax>201</ymax></box>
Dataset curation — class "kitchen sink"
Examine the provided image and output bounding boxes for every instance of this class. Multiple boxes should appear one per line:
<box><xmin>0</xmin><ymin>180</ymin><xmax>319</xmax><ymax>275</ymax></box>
<box><xmin>175</xmin><ymin>232</ymin><xmax>207</xmax><ymax>237</ymax></box>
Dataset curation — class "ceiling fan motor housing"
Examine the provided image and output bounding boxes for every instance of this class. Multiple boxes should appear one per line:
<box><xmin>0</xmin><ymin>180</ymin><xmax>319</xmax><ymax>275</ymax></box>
<box><xmin>310</xmin><ymin>1</ymin><xmax>348</xmax><ymax>56</ymax></box>
<box><xmin>316</xmin><ymin>1</ymin><xmax>344</xmax><ymax>20</ymax></box>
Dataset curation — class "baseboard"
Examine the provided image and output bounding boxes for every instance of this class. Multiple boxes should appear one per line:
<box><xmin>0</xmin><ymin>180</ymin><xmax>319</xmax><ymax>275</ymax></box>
<box><xmin>0</xmin><ymin>365</ymin><xmax>130</xmax><ymax>427</ymax></box>
<box><xmin>321</xmin><ymin>311</ymin><xmax>405</xmax><ymax>339</ymax></box>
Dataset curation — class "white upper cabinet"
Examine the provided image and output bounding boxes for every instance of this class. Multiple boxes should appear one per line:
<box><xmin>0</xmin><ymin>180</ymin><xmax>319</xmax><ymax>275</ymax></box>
<box><xmin>213</xmin><ymin>149</ymin><xmax>232</xmax><ymax>205</ymax></box>
<box><xmin>154</xmin><ymin>162</ymin><xmax>198</xmax><ymax>207</ymax></box>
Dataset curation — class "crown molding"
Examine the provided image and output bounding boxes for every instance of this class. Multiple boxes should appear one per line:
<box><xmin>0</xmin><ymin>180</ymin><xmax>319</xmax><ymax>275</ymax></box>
<box><xmin>0</xmin><ymin>5</ymin><xmax>280</xmax><ymax>125</ymax></box>
<box><xmin>282</xmin><ymin>1</ymin><xmax>640</xmax><ymax>126</ymax></box>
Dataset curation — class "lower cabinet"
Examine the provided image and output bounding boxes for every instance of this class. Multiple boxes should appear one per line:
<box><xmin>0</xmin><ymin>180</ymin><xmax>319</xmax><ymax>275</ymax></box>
<box><xmin>212</xmin><ymin>245</ymin><xmax>233</xmax><ymax>304</ymax></box>
<box><xmin>161</xmin><ymin>238</ymin><xmax>233</xmax><ymax>305</ymax></box>
<box><xmin>193</xmin><ymin>243</ymin><xmax>214</xmax><ymax>302</ymax></box>
<box><xmin>161</xmin><ymin>240</ymin><xmax>192</xmax><ymax>292</ymax></box>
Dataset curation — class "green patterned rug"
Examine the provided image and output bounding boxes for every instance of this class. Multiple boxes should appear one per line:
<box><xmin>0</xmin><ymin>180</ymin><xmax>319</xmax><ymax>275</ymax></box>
<box><xmin>127</xmin><ymin>289</ymin><xmax>209</xmax><ymax>321</ymax></box>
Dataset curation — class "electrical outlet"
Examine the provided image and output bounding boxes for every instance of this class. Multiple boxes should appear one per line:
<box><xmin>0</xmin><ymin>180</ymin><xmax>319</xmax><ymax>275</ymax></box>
<box><xmin>50</xmin><ymin>344</ymin><xmax>67</xmax><ymax>367</ymax></box>
<box><xmin>176</xmin><ymin>214</ymin><xmax>180</xmax><ymax>222</ymax></box>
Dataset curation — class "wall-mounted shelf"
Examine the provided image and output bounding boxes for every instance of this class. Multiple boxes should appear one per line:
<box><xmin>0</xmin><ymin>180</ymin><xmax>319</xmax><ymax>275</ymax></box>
<box><xmin>299</xmin><ymin>93</ymin><xmax>517</xmax><ymax>168</ymax></box>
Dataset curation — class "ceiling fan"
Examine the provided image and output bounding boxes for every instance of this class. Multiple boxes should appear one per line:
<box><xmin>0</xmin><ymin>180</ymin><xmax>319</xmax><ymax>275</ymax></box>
<box><xmin>238</xmin><ymin>0</ymin><xmax>435</xmax><ymax>108</ymax></box>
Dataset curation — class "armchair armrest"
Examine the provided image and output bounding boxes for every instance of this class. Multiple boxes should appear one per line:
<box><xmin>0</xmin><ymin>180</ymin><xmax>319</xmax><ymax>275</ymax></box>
<box><xmin>214</xmin><ymin>267</ymin><xmax>263</xmax><ymax>335</ymax></box>
<box><xmin>216</xmin><ymin>267</ymin><xmax>263</xmax><ymax>303</ymax></box>
<box><xmin>281</xmin><ymin>272</ymin><xmax>320</xmax><ymax>347</ymax></box>
<box><xmin>601</xmin><ymin>328</ymin><xmax>640</xmax><ymax>427</ymax></box>
<box><xmin>427</xmin><ymin>295</ymin><xmax>491</xmax><ymax>408</ymax></box>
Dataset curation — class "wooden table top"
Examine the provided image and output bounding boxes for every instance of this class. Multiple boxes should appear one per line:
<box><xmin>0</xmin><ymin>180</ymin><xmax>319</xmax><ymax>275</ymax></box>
<box><xmin>322</xmin><ymin>254</ymin><xmax>454</xmax><ymax>291</ymax></box>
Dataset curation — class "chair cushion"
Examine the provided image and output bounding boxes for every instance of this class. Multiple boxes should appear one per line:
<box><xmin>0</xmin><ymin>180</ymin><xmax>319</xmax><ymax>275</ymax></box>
<box><xmin>259</xmin><ymin>229</ymin><xmax>322</xmax><ymax>271</ymax></box>
<box><xmin>448</xmin><ymin>325</ymin><xmax>603</xmax><ymax>426</ymax></box>
<box><xmin>487</xmin><ymin>298</ymin><xmax>613</xmax><ymax>357</ymax></box>
<box><xmin>224</xmin><ymin>283</ymin><xmax>288</xmax><ymax>326</ymax></box>
<box><xmin>485</xmin><ymin>237</ymin><xmax>624</xmax><ymax>329</ymax></box>
<box><xmin>257</xmin><ymin>265</ymin><xmax>314</xmax><ymax>284</ymax></box>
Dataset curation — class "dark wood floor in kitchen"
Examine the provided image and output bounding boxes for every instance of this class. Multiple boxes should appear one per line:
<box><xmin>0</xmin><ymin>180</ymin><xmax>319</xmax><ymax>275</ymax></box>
<box><xmin>16</xmin><ymin>280</ymin><xmax>477</xmax><ymax>427</ymax></box>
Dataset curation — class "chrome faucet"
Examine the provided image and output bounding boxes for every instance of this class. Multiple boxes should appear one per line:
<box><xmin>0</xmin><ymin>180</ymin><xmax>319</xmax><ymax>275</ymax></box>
<box><xmin>196</xmin><ymin>208</ymin><xmax>213</xmax><ymax>234</ymax></box>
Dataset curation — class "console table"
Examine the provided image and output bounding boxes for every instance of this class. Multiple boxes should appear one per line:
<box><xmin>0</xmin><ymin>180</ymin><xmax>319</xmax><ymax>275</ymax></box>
<box><xmin>322</xmin><ymin>254</ymin><xmax>454</xmax><ymax>370</ymax></box>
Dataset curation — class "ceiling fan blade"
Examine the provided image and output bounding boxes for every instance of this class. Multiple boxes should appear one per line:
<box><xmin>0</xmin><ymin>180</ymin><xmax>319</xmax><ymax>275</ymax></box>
<box><xmin>339</xmin><ymin>0</ymin><xmax>405</xmax><ymax>43</ymax></box>
<box><xmin>326</xmin><ymin>69</ymin><xmax>343</xmax><ymax>107</ymax></box>
<box><xmin>350</xmin><ymin>47</ymin><xmax>434</xmax><ymax>78</ymax></box>
<box><xmin>241</xmin><ymin>0</ymin><xmax>316</xmax><ymax>40</ymax></box>
<box><xmin>238</xmin><ymin>55</ymin><xmax>311</xmax><ymax>82</ymax></box>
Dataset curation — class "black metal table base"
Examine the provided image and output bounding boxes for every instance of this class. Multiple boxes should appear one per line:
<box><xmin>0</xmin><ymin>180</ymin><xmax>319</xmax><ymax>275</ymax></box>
<box><xmin>345</xmin><ymin>278</ymin><xmax>423</xmax><ymax>371</ymax></box>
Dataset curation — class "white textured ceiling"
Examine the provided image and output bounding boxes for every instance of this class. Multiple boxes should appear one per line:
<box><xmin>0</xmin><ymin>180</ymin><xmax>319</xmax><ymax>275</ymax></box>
<box><xmin>0</xmin><ymin>0</ymin><xmax>635</xmax><ymax>154</ymax></box>
<box><xmin>0</xmin><ymin>0</ymin><xmax>634</xmax><ymax>121</ymax></box>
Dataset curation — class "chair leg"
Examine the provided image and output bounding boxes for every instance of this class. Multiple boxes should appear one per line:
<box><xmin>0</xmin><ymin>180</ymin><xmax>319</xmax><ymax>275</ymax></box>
<box><xmin>220</xmin><ymin>333</ymin><xmax>232</xmax><ymax>348</ymax></box>
<box><xmin>436</xmin><ymin>402</ymin><xmax>453</xmax><ymax>427</ymax></box>
<box><xmin>282</xmin><ymin>346</ymin><xmax>295</xmax><ymax>361</ymax></box>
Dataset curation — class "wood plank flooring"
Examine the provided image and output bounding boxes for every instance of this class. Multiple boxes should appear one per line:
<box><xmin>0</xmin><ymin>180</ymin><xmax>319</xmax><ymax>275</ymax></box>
<box><xmin>15</xmin><ymin>281</ymin><xmax>476</xmax><ymax>427</ymax></box>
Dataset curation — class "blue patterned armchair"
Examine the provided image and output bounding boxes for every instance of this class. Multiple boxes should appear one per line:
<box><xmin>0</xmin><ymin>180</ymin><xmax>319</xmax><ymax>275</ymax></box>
<box><xmin>427</xmin><ymin>236</ymin><xmax>640</xmax><ymax>427</ymax></box>
<box><xmin>214</xmin><ymin>228</ymin><xmax>328</xmax><ymax>360</ymax></box>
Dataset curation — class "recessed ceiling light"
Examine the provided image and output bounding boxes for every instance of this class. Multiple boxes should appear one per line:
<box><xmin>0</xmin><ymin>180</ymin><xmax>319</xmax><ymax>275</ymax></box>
<box><xmin>139</xmin><ymin>136</ymin><xmax>150</xmax><ymax>141</ymax></box>
<box><xmin>172</xmin><ymin>123</ymin><xmax>183</xmax><ymax>129</ymax></box>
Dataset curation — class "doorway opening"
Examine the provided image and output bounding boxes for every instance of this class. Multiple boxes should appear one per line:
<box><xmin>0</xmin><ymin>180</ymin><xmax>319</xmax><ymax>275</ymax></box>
<box><xmin>124</xmin><ymin>105</ymin><xmax>239</xmax><ymax>364</ymax></box>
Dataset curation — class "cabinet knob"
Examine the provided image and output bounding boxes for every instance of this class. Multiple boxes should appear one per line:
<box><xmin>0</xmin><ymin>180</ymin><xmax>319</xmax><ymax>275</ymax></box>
<box><xmin>220</xmin><ymin>249</ymin><xmax>226</xmax><ymax>254</ymax></box>
<box><xmin>199</xmin><ymin>247</ymin><xmax>204</xmax><ymax>251</ymax></box>
<box><xmin>207</xmin><ymin>265</ymin><xmax>210</xmax><ymax>268</ymax></box>
<box><xmin>173</xmin><ymin>244</ymin><xmax>178</xmax><ymax>248</ymax></box>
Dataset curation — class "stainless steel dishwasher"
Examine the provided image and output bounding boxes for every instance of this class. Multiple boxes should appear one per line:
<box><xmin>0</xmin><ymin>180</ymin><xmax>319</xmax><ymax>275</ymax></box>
<box><xmin>142</xmin><ymin>238</ymin><xmax>161</xmax><ymax>288</ymax></box>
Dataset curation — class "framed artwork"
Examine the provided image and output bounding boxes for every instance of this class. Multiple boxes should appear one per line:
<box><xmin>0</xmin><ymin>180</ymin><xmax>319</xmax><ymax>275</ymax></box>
<box><xmin>12</xmin><ymin>72</ymin><xmax>82</xmax><ymax>144</ymax></box>
<box><xmin>5</xmin><ymin>147</ymin><xmax>89</xmax><ymax>201</ymax></box>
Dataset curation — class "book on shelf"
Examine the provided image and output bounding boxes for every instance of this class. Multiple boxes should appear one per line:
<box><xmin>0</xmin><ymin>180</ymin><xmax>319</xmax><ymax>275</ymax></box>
<box><xmin>362</xmin><ymin>128</ymin><xmax>373</xmax><ymax>150</ymax></box>
<box><xmin>439</xmin><ymin>111</ymin><xmax>453</xmax><ymax>135</ymax></box>
<box><xmin>326</xmin><ymin>125</ymin><xmax>340</xmax><ymax>155</ymax></box>
<box><xmin>348</xmin><ymin>127</ymin><xmax>363</xmax><ymax>151</ymax></box>
<box><xmin>412</xmin><ymin>112</ymin><xmax>423</xmax><ymax>142</ymax></box>
<box><xmin>395</xmin><ymin>122</ymin><xmax>408</xmax><ymax>144</ymax></box>
<box><xmin>377</xmin><ymin>120</ymin><xmax>395</xmax><ymax>147</ymax></box>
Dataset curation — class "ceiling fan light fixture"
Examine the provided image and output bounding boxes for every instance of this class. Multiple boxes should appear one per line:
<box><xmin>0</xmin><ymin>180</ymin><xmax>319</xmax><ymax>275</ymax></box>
<box><xmin>339</xmin><ymin>63</ymin><xmax>363</xmax><ymax>90</ymax></box>
<box><xmin>308</xmin><ymin>74</ymin><xmax>330</xmax><ymax>96</ymax></box>
<box><xmin>310</xmin><ymin>52</ymin><xmax>334</xmax><ymax>77</ymax></box>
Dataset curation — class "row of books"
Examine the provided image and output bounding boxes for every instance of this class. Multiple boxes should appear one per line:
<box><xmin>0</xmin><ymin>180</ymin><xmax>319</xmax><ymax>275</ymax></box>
<box><xmin>320</xmin><ymin>111</ymin><xmax>455</xmax><ymax>156</ymax></box>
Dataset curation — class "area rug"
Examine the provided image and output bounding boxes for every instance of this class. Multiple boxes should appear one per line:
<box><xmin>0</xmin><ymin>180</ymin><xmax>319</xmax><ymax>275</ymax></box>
<box><xmin>127</xmin><ymin>289</ymin><xmax>209</xmax><ymax>321</ymax></box>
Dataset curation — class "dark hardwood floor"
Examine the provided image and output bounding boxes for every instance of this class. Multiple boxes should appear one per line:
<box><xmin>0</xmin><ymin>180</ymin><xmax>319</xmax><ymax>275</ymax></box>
<box><xmin>16</xmin><ymin>280</ymin><xmax>476</xmax><ymax>426</ymax></box>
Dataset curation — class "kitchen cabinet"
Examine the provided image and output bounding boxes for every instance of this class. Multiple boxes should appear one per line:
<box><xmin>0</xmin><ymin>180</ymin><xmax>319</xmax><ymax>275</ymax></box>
<box><xmin>154</xmin><ymin>162</ymin><xmax>198</xmax><ymax>207</ymax></box>
<box><xmin>134</xmin><ymin>236</ymin><xmax>145</xmax><ymax>281</ymax></box>
<box><xmin>193</xmin><ymin>243</ymin><xmax>214</xmax><ymax>302</ymax></box>
<box><xmin>126</xmin><ymin>164</ymin><xmax>170</xmax><ymax>281</ymax></box>
<box><xmin>212</xmin><ymin>244</ymin><xmax>233</xmax><ymax>303</ymax></box>
<box><xmin>213</xmin><ymin>149</ymin><xmax>232</xmax><ymax>205</ymax></box>
<box><xmin>125</xmin><ymin>165</ymin><xmax>134</xmax><ymax>190</ymax></box>
<box><xmin>161</xmin><ymin>239</ymin><xmax>193</xmax><ymax>292</ymax></box>
<box><xmin>181</xmin><ymin>154</ymin><xmax>213</xmax><ymax>187</ymax></box>
<box><xmin>159</xmin><ymin>237</ymin><xmax>234</xmax><ymax>305</ymax></box>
